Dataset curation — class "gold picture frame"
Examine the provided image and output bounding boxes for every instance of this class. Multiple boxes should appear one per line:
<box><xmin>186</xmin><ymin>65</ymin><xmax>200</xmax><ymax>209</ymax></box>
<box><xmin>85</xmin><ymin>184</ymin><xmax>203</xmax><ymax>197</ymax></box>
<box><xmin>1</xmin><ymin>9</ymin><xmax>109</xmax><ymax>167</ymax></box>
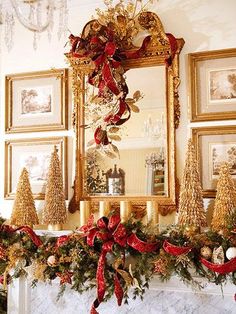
<box><xmin>189</xmin><ymin>48</ymin><xmax>236</xmax><ymax>122</ymax></box>
<box><xmin>5</xmin><ymin>137</ymin><xmax>68</xmax><ymax>200</ymax></box>
<box><xmin>192</xmin><ymin>126</ymin><xmax>236</xmax><ymax>198</ymax></box>
<box><xmin>5</xmin><ymin>68</ymin><xmax>68</xmax><ymax>133</ymax></box>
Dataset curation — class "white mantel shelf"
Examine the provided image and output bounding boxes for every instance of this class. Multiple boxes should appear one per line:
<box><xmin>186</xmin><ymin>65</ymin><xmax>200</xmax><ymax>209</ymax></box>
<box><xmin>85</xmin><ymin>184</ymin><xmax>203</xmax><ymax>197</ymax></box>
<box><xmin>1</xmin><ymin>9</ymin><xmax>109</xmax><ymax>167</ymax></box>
<box><xmin>8</xmin><ymin>275</ymin><xmax>235</xmax><ymax>314</ymax></box>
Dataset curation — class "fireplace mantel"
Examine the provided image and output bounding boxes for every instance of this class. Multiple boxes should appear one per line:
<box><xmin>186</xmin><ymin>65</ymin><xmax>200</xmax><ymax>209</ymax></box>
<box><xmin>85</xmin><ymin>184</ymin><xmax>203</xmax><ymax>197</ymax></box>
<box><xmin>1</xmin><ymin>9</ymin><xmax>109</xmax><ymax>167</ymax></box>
<box><xmin>8</xmin><ymin>275</ymin><xmax>235</xmax><ymax>314</ymax></box>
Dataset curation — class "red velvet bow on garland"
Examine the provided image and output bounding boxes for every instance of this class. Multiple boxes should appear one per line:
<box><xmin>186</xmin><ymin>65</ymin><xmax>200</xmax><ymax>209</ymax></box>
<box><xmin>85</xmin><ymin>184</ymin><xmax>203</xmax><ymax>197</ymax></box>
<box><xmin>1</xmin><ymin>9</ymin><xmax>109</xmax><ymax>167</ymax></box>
<box><xmin>80</xmin><ymin>214</ymin><xmax>158</xmax><ymax>314</ymax></box>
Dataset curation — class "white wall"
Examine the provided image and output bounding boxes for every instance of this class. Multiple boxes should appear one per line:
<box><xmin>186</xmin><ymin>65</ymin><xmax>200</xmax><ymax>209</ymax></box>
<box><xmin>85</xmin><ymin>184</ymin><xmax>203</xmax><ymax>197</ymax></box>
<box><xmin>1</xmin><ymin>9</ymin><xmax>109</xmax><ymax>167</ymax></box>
<box><xmin>0</xmin><ymin>0</ymin><xmax>236</xmax><ymax>220</ymax></box>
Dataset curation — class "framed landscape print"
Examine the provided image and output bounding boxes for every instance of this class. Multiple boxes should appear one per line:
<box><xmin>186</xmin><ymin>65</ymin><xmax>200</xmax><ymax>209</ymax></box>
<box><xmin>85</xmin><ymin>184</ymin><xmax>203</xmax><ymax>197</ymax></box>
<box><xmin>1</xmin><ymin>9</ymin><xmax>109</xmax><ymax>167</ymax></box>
<box><xmin>192</xmin><ymin>126</ymin><xmax>236</xmax><ymax>197</ymax></box>
<box><xmin>5</xmin><ymin>68</ymin><xmax>68</xmax><ymax>133</ymax></box>
<box><xmin>189</xmin><ymin>48</ymin><xmax>236</xmax><ymax>121</ymax></box>
<box><xmin>5</xmin><ymin>137</ymin><xmax>68</xmax><ymax>199</ymax></box>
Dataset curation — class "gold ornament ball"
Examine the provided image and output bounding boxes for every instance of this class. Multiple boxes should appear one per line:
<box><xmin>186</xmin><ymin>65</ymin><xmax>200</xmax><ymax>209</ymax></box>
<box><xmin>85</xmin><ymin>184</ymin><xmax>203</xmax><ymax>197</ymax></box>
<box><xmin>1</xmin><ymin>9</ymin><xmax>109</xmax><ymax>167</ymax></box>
<box><xmin>226</xmin><ymin>247</ymin><xmax>236</xmax><ymax>260</ymax></box>
<box><xmin>47</xmin><ymin>255</ymin><xmax>57</xmax><ymax>267</ymax></box>
<box><xmin>200</xmin><ymin>246</ymin><xmax>212</xmax><ymax>260</ymax></box>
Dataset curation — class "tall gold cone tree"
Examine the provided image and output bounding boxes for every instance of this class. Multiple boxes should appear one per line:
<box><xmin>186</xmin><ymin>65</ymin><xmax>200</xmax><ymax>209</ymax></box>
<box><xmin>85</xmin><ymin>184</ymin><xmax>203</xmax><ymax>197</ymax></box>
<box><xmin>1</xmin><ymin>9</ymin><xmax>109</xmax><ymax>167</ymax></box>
<box><xmin>211</xmin><ymin>162</ymin><xmax>236</xmax><ymax>232</ymax></box>
<box><xmin>42</xmin><ymin>146</ymin><xmax>67</xmax><ymax>226</ymax></box>
<box><xmin>178</xmin><ymin>139</ymin><xmax>207</xmax><ymax>227</ymax></box>
<box><xmin>10</xmin><ymin>167</ymin><xmax>39</xmax><ymax>227</ymax></box>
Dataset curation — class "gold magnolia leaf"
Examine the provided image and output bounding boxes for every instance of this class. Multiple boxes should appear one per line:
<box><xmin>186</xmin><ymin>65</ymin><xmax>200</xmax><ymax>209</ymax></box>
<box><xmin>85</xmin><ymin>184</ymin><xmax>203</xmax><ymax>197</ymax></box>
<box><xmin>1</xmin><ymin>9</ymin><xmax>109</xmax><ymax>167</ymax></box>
<box><xmin>92</xmin><ymin>168</ymin><xmax>97</xmax><ymax>178</ymax></box>
<box><xmin>117</xmin><ymin>15</ymin><xmax>127</xmax><ymax>28</ymax></box>
<box><xmin>116</xmin><ymin>269</ymin><xmax>133</xmax><ymax>287</ymax></box>
<box><xmin>128</xmin><ymin>264</ymin><xmax>142</xmax><ymax>291</ymax></box>
<box><xmin>110</xmin><ymin>143</ymin><xmax>120</xmax><ymax>159</ymax></box>
<box><xmin>108</xmin><ymin>126</ymin><xmax>120</xmax><ymax>133</ymax></box>
<box><xmin>129</xmin><ymin>263</ymin><xmax>134</xmax><ymax>278</ymax></box>
<box><xmin>91</xmin><ymin>114</ymin><xmax>100</xmax><ymax>122</ymax></box>
<box><xmin>104</xmin><ymin>150</ymin><xmax>117</xmax><ymax>159</ymax></box>
<box><xmin>126</xmin><ymin>98</ymin><xmax>135</xmax><ymax>105</ymax></box>
<box><xmin>108</xmin><ymin>134</ymin><xmax>122</xmax><ymax>141</ymax></box>
<box><xmin>90</xmin><ymin>95</ymin><xmax>104</xmax><ymax>104</ymax></box>
<box><xmin>87</xmin><ymin>139</ymin><xmax>95</xmax><ymax>147</ymax></box>
<box><xmin>127</xmin><ymin>2</ymin><xmax>135</xmax><ymax>13</ymax></box>
<box><xmin>129</xmin><ymin>103</ymin><xmax>140</xmax><ymax>113</ymax></box>
<box><xmin>113</xmin><ymin>258</ymin><xmax>123</xmax><ymax>270</ymax></box>
<box><xmin>133</xmin><ymin>90</ymin><xmax>142</xmax><ymax>101</ymax></box>
<box><xmin>132</xmin><ymin>277</ymin><xmax>142</xmax><ymax>291</ymax></box>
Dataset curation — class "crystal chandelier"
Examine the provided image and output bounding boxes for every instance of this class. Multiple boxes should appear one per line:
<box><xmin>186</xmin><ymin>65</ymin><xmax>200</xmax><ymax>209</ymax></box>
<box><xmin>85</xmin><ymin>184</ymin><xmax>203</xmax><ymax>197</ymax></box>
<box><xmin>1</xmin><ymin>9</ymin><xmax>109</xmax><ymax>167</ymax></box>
<box><xmin>145</xmin><ymin>152</ymin><xmax>165</xmax><ymax>171</ymax></box>
<box><xmin>0</xmin><ymin>0</ymin><xmax>68</xmax><ymax>50</ymax></box>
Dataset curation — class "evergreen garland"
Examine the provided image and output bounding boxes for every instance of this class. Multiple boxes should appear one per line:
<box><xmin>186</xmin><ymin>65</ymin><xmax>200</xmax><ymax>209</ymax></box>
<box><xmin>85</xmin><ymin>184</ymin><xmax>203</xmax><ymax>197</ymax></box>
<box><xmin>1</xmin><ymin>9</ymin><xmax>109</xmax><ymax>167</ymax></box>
<box><xmin>0</xmin><ymin>214</ymin><xmax>235</xmax><ymax>311</ymax></box>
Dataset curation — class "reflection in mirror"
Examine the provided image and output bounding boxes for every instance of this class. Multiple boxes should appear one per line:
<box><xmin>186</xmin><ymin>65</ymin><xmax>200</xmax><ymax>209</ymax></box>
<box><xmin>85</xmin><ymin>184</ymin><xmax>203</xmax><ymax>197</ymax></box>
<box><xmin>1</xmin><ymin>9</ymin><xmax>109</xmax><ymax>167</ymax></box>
<box><xmin>84</xmin><ymin>66</ymin><xmax>167</xmax><ymax>197</ymax></box>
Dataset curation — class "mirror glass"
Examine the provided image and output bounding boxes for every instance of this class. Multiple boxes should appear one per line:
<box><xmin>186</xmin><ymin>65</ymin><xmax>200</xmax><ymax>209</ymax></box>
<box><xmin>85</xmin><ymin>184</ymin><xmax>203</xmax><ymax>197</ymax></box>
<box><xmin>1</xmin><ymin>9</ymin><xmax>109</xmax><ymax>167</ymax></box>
<box><xmin>84</xmin><ymin>65</ymin><xmax>168</xmax><ymax>197</ymax></box>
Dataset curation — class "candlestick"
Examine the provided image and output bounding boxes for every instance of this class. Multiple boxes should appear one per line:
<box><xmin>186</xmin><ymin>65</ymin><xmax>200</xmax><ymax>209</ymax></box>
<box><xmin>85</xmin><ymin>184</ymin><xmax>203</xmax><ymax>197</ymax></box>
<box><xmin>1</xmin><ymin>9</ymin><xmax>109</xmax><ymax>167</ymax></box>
<box><xmin>80</xmin><ymin>201</ymin><xmax>91</xmax><ymax>227</ymax></box>
<box><xmin>120</xmin><ymin>200</ymin><xmax>131</xmax><ymax>223</ymax></box>
<box><xmin>146</xmin><ymin>201</ymin><xmax>158</xmax><ymax>226</ymax></box>
<box><xmin>99</xmin><ymin>201</ymin><xmax>110</xmax><ymax>218</ymax></box>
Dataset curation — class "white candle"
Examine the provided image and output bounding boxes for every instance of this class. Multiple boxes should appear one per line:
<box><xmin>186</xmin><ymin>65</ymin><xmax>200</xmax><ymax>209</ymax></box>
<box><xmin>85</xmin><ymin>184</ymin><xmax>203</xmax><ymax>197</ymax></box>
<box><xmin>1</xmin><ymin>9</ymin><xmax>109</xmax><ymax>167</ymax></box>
<box><xmin>80</xmin><ymin>200</ymin><xmax>91</xmax><ymax>226</ymax></box>
<box><xmin>146</xmin><ymin>201</ymin><xmax>158</xmax><ymax>226</ymax></box>
<box><xmin>99</xmin><ymin>201</ymin><xmax>110</xmax><ymax>218</ymax></box>
<box><xmin>120</xmin><ymin>201</ymin><xmax>131</xmax><ymax>223</ymax></box>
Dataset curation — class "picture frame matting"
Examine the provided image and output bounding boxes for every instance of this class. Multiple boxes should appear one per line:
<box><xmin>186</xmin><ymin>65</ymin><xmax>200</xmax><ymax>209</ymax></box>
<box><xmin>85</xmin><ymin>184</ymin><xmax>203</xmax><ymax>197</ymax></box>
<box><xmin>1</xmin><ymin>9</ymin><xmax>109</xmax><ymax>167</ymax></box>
<box><xmin>189</xmin><ymin>48</ymin><xmax>236</xmax><ymax>122</ymax></box>
<box><xmin>5</xmin><ymin>68</ymin><xmax>68</xmax><ymax>133</ymax></box>
<box><xmin>192</xmin><ymin>126</ymin><xmax>236</xmax><ymax>198</ymax></box>
<box><xmin>4</xmin><ymin>137</ymin><xmax>68</xmax><ymax>200</ymax></box>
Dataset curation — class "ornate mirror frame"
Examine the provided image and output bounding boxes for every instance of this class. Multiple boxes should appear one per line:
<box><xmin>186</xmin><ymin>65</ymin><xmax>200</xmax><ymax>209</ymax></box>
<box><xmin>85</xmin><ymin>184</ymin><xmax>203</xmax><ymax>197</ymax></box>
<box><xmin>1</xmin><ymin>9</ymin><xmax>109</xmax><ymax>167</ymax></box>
<box><xmin>66</xmin><ymin>10</ymin><xmax>184</xmax><ymax>216</ymax></box>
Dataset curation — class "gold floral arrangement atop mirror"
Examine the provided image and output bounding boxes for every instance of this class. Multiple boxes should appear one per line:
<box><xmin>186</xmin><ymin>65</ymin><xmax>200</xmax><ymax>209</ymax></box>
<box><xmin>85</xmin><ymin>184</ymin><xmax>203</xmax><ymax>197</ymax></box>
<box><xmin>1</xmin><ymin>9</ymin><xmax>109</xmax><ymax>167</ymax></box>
<box><xmin>66</xmin><ymin>0</ymin><xmax>184</xmax><ymax>215</ymax></box>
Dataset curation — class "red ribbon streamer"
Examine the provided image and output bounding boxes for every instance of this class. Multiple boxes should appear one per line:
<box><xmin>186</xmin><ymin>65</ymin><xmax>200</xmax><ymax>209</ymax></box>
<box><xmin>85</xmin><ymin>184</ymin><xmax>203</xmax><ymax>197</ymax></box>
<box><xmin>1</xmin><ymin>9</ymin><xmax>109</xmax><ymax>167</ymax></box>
<box><xmin>0</xmin><ymin>244</ymin><xmax>6</xmax><ymax>260</ymax></box>
<box><xmin>55</xmin><ymin>235</ymin><xmax>71</xmax><ymax>249</ymax></box>
<box><xmin>163</xmin><ymin>240</ymin><xmax>192</xmax><ymax>256</ymax></box>
<box><xmin>127</xmin><ymin>233</ymin><xmax>158</xmax><ymax>253</ymax></box>
<box><xmin>165</xmin><ymin>33</ymin><xmax>178</xmax><ymax>66</ymax></box>
<box><xmin>114</xmin><ymin>273</ymin><xmax>123</xmax><ymax>306</ymax></box>
<box><xmin>0</xmin><ymin>275</ymin><xmax>4</xmax><ymax>284</ymax></box>
<box><xmin>0</xmin><ymin>225</ymin><xmax>15</xmax><ymax>233</ymax></box>
<box><xmin>15</xmin><ymin>226</ymin><xmax>42</xmax><ymax>247</ymax></box>
<box><xmin>200</xmin><ymin>257</ymin><xmax>236</xmax><ymax>274</ymax></box>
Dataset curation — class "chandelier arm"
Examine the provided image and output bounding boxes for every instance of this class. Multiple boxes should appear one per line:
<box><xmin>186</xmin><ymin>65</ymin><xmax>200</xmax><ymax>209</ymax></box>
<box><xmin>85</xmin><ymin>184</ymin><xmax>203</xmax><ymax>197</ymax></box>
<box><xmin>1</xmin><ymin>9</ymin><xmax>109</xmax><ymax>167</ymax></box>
<box><xmin>10</xmin><ymin>0</ymin><xmax>54</xmax><ymax>33</ymax></box>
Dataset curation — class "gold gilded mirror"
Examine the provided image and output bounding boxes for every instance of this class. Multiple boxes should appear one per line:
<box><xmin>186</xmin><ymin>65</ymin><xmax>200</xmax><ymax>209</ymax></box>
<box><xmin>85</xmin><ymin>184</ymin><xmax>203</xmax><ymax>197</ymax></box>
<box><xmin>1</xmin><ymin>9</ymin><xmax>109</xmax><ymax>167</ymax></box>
<box><xmin>66</xmin><ymin>3</ymin><xmax>184</xmax><ymax>216</ymax></box>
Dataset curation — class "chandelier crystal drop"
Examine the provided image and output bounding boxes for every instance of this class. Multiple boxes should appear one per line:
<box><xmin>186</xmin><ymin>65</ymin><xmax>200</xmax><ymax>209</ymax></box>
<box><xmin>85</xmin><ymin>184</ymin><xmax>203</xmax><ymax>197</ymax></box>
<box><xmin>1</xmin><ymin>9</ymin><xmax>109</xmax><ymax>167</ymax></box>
<box><xmin>0</xmin><ymin>0</ymin><xmax>68</xmax><ymax>50</ymax></box>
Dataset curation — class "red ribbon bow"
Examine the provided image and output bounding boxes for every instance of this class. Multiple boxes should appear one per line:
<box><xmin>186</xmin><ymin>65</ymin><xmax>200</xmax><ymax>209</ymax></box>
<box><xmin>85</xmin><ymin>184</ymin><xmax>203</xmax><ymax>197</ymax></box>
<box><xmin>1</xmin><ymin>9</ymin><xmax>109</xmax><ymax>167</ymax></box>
<box><xmin>69</xmin><ymin>21</ymin><xmax>178</xmax><ymax>147</ymax></box>
<box><xmin>80</xmin><ymin>214</ymin><xmax>158</xmax><ymax>314</ymax></box>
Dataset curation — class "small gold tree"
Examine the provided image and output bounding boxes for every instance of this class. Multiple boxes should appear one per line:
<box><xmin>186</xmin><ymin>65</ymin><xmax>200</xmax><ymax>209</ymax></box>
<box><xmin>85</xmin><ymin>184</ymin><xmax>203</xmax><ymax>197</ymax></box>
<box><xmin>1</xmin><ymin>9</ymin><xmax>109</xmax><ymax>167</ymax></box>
<box><xmin>42</xmin><ymin>146</ymin><xmax>67</xmax><ymax>230</ymax></box>
<box><xmin>10</xmin><ymin>168</ymin><xmax>38</xmax><ymax>227</ymax></box>
<box><xmin>211</xmin><ymin>162</ymin><xmax>236</xmax><ymax>232</ymax></box>
<box><xmin>178</xmin><ymin>139</ymin><xmax>207</xmax><ymax>228</ymax></box>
